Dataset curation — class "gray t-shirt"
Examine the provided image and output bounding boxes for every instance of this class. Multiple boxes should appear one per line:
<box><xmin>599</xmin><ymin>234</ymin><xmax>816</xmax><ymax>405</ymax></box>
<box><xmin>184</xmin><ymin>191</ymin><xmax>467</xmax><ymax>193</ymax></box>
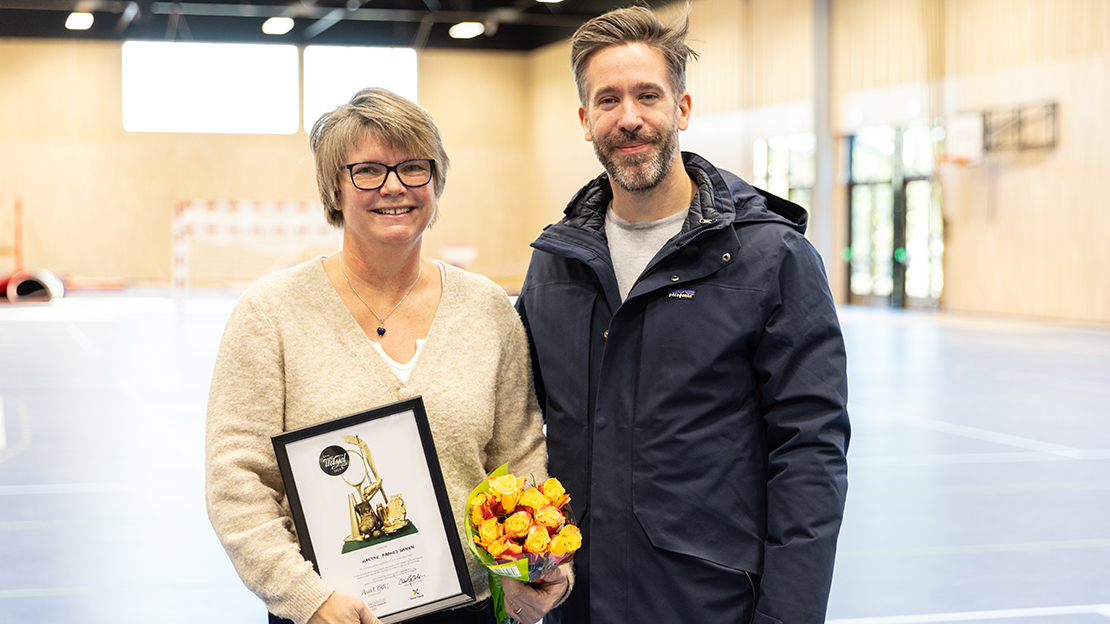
<box><xmin>605</xmin><ymin>204</ymin><xmax>687</xmax><ymax>301</ymax></box>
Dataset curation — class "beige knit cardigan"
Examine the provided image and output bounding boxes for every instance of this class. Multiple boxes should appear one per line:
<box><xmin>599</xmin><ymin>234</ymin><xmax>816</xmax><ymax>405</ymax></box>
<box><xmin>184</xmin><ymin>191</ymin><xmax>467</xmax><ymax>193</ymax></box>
<box><xmin>205</xmin><ymin>258</ymin><xmax>547</xmax><ymax>624</ymax></box>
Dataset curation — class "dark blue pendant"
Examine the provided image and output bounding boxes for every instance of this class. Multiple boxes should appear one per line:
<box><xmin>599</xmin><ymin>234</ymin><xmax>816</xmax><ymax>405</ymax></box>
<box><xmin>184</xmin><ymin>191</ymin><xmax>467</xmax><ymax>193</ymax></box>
<box><xmin>377</xmin><ymin>326</ymin><xmax>386</xmax><ymax>337</ymax></box>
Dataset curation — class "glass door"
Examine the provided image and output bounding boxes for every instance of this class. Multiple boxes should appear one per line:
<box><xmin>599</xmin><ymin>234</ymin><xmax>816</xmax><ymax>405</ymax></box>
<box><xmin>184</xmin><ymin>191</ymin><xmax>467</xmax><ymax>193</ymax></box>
<box><xmin>846</xmin><ymin>123</ymin><xmax>943</xmax><ymax>308</ymax></box>
<box><xmin>903</xmin><ymin>179</ymin><xmax>944</xmax><ymax>307</ymax></box>
<box><xmin>848</xmin><ymin>182</ymin><xmax>895</xmax><ymax>306</ymax></box>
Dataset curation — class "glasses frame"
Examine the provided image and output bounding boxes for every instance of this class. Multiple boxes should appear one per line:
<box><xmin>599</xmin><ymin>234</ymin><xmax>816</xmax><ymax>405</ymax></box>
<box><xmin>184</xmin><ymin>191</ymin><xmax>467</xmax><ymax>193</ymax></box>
<box><xmin>341</xmin><ymin>158</ymin><xmax>435</xmax><ymax>191</ymax></box>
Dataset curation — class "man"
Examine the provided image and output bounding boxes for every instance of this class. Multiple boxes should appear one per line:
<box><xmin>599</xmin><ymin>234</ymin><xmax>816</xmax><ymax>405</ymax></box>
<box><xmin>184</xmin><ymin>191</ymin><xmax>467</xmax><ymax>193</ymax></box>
<box><xmin>513</xmin><ymin>6</ymin><xmax>850</xmax><ymax>624</ymax></box>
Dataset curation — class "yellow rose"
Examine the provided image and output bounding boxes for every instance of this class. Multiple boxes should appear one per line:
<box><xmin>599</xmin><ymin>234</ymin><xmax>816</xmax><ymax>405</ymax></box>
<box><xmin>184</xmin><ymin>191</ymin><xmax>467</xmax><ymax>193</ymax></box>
<box><xmin>539</xmin><ymin>478</ymin><xmax>570</xmax><ymax>508</ymax></box>
<box><xmin>519</xmin><ymin>489</ymin><xmax>549</xmax><ymax>510</ymax></box>
<box><xmin>489</xmin><ymin>474</ymin><xmax>525</xmax><ymax>513</ymax></box>
<box><xmin>482</xmin><ymin>536</ymin><xmax>511</xmax><ymax>559</ymax></box>
<box><xmin>478</xmin><ymin>517</ymin><xmax>503</xmax><ymax>545</ymax></box>
<box><xmin>534</xmin><ymin>505</ymin><xmax>566</xmax><ymax>533</ymax></box>
<box><xmin>503</xmin><ymin>510</ymin><xmax>534</xmax><ymax>539</ymax></box>
<box><xmin>523</xmin><ymin>526</ymin><xmax>550</xmax><ymax>554</ymax></box>
<box><xmin>548</xmin><ymin>525</ymin><xmax>582</xmax><ymax>556</ymax></box>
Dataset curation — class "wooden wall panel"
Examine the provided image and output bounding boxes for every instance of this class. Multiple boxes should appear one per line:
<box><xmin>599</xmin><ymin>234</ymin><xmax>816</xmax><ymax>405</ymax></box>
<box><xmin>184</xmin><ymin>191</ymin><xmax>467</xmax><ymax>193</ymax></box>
<box><xmin>5</xmin><ymin>0</ymin><xmax>1107</xmax><ymax>322</ymax></box>
<box><xmin>0</xmin><ymin>40</ymin><xmax>536</xmax><ymax>289</ymax></box>
<box><xmin>830</xmin><ymin>0</ymin><xmax>1110</xmax><ymax>323</ymax></box>
<box><xmin>417</xmin><ymin>49</ymin><xmax>535</xmax><ymax>286</ymax></box>
<box><xmin>524</xmin><ymin>41</ymin><xmax>599</xmax><ymax>245</ymax></box>
<box><xmin>747</xmin><ymin>0</ymin><xmax>812</xmax><ymax>107</ymax></box>
<box><xmin>683</xmin><ymin>0</ymin><xmax>745</xmax><ymax>116</ymax></box>
<box><xmin>833</xmin><ymin>0</ymin><xmax>931</xmax><ymax>94</ymax></box>
<box><xmin>0</xmin><ymin>40</ymin><xmax>320</xmax><ymax>282</ymax></box>
<box><xmin>939</xmin><ymin>0</ymin><xmax>1110</xmax><ymax>324</ymax></box>
<box><xmin>938</xmin><ymin>18</ymin><xmax>1110</xmax><ymax>325</ymax></box>
<box><xmin>946</xmin><ymin>0</ymin><xmax>1110</xmax><ymax>75</ymax></box>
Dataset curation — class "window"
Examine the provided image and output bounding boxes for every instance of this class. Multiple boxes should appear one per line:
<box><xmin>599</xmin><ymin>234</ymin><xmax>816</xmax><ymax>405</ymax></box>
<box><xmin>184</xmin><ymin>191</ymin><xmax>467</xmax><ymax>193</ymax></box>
<box><xmin>122</xmin><ymin>41</ymin><xmax>299</xmax><ymax>134</ymax></box>
<box><xmin>302</xmin><ymin>46</ymin><xmax>418</xmax><ymax>132</ymax></box>
<box><xmin>753</xmin><ymin>133</ymin><xmax>816</xmax><ymax>212</ymax></box>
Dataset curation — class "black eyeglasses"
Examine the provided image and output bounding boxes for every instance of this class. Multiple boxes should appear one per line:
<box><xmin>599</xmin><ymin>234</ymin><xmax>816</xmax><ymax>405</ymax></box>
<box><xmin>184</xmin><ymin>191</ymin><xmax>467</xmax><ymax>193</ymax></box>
<box><xmin>341</xmin><ymin>159</ymin><xmax>435</xmax><ymax>191</ymax></box>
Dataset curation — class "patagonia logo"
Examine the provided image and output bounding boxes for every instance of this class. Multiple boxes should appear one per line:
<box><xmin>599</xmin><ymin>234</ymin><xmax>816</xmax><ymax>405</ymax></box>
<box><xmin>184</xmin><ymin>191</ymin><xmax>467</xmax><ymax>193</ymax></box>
<box><xmin>667</xmin><ymin>289</ymin><xmax>696</xmax><ymax>300</ymax></box>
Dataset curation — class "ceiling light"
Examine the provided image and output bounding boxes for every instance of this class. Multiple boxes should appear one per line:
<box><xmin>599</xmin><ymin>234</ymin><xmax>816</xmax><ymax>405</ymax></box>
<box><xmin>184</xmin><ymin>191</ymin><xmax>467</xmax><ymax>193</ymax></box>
<box><xmin>535</xmin><ymin>0</ymin><xmax>563</xmax><ymax>3</ymax></box>
<box><xmin>449</xmin><ymin>22</ymin><xmax>485</xmax><ymax>39</ymax></box>
<box><xmin>65</xmin><ymin>12</ymin><xmax>94</xmax><ymax>30</ymax></box>
<box><xmin>262</xmin><ymin>17</ymin><xmax>294</xmax><ymax>35</ymax></box>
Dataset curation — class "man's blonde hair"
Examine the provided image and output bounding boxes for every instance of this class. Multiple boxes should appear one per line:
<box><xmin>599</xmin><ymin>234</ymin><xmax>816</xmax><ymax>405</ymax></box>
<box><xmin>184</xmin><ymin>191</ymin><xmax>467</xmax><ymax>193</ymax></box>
<box><xmin>571</xmin><ymin>5</ymin><xmax>698</xmax><ymax>105</ymax></box>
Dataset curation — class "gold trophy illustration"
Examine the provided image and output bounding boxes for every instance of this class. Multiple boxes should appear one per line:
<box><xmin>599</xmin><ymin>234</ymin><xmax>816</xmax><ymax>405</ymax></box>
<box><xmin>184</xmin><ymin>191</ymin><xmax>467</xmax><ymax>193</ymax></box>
<box><xmin>340</xmin><ymin>435</ymin><xmax>409</xmax><ymax>542</ymax></box>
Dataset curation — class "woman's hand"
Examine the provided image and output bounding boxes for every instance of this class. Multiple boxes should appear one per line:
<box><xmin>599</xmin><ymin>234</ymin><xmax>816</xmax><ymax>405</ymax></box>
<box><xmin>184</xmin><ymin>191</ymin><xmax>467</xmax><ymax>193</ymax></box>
<box><xmin>501</xmin><ymin>566</ymin><xmax>570</xmax><ymax>624</ymax></box>
<box><xmin>307</xmin><ymin>591</ymin><xmax>381</xmax><ymax>624</ymax></box>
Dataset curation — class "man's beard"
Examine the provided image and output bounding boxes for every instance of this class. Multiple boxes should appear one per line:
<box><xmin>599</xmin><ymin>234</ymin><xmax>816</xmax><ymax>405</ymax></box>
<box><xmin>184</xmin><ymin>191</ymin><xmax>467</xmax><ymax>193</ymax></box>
<box><xmin>592</xmin><ymin>115</ymin><xmax>680</xmax><ymax>193</ymax></box>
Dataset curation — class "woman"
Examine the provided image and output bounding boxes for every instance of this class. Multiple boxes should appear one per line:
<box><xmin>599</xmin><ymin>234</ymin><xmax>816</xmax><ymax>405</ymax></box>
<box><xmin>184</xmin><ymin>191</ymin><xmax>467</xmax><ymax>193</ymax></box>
<box><xmin>205</xmin><ymin>88</ymin><xmax>567</xmax><ymax>624</ymax></box>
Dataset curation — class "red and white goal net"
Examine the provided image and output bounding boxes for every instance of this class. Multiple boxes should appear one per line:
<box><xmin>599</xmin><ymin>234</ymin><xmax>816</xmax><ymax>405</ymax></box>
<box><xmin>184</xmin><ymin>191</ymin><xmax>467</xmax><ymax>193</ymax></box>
<box><xmin>172</xmin><ymin>199</ymin><xmax>341</xmax><ymax>289</ymax></box>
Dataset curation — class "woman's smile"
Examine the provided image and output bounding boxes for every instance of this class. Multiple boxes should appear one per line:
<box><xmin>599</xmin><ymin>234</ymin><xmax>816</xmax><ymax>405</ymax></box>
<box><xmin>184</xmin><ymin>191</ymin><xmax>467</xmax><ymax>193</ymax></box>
<box><xmin>372</xmin><ymin>206</ymin><xmax>416</xmax><ymax>216</ymax></box>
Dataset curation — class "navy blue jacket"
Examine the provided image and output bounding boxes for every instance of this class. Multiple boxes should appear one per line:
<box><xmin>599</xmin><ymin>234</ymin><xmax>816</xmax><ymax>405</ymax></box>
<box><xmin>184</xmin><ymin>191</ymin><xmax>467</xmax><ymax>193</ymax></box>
<box><xmin>516</xmin><ymin>153</ymin><xmax>850</xmax><ymax>624</ymax></box>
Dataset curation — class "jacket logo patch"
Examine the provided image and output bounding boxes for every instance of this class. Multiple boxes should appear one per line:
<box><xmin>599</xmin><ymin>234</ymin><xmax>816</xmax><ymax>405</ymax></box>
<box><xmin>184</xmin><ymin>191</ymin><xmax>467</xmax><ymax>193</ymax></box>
<box><xmin>667</xmin><ymin>289</ymin><xmax>696</xmax><ymax>300</ymax></box>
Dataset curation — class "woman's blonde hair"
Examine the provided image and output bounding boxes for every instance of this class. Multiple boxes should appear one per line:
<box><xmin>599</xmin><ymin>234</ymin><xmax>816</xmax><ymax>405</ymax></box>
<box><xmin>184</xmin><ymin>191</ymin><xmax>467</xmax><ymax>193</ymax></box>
<box><xmin>309</xmin><ymin>87</ymin><xmax>449</xmax><ymax>228</ymax></box>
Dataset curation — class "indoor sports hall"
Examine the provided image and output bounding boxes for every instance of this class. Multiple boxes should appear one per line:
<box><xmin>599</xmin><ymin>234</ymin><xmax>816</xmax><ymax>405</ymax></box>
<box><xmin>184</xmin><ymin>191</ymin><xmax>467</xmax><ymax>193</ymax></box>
<box><xmin>2</xmin><ymin>1</ymin><xmax>1109</xmax><ymax>623</ymax></box>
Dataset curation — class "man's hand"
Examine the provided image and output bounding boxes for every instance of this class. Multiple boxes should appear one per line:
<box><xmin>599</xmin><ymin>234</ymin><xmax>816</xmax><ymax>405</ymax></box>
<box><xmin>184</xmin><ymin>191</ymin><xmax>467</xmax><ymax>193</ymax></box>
<box><xmin>307</xmin><ymin>591</ymin><xmax>380</xmax><ymax>624</ymax></box>
<box><xmin>501</xmin><ymin>566</ymin><xmax>570</xmax><ymax>624</ymax></box>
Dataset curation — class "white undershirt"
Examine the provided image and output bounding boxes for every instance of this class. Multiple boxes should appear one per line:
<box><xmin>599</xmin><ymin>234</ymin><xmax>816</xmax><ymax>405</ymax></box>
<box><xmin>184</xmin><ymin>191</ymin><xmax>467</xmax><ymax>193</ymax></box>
<box><xmin>605</xmin><ymin>204</ymin><xmax>687</xmax><ymax>301</ymax></box>
<box><xmin>371</xmin><ymin>261</ymin><xmax>445</xmax><ymax>382</ymax></box>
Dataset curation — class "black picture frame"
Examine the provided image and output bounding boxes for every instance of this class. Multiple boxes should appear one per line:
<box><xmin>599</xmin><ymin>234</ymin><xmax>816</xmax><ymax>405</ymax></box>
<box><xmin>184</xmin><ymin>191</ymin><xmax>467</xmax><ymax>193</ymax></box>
<box><xmin>272</xmin><ymin>397</ymin><xmax>475</xmax><ymax>623</ymax></box>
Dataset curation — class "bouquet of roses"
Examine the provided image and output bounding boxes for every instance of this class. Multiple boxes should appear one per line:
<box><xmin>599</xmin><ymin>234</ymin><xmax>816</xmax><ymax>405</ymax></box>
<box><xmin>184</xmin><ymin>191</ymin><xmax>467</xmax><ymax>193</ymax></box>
<box><xmin>464</xmin><ymin>463</ymin><xmax>581</xmax><ymax>588</ymax></box>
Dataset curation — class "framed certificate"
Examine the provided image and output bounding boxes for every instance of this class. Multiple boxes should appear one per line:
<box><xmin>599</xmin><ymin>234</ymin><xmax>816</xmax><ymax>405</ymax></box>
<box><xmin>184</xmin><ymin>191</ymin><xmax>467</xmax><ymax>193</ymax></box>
<box><xmin>272</xmin><ymin>397</ymin><xmax>475</xmax><ymax>623</ymax></box>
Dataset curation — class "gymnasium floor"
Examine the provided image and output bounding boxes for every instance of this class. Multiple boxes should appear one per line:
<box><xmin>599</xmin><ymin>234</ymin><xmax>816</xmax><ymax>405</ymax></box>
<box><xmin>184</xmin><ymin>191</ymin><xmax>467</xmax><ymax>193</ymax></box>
<box><xmin>1</xmin><ymin>291</ymin><xmax>1108</xmax><ymax>624</ymax></box>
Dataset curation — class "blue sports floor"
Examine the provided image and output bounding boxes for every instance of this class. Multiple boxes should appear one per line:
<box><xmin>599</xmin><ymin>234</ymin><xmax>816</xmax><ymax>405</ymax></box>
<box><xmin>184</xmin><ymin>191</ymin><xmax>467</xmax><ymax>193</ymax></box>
<box><xmin>1</xmin><ymin>292</ymin><xmax>1108</xmax><ymax>624</ymax></box>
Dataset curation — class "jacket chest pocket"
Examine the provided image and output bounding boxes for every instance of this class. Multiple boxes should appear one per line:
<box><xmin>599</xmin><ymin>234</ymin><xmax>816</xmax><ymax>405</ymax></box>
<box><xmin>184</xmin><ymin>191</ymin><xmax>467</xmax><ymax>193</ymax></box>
<box><xmin>637</xmin><ymin>283</ymin><xmax>765</xmax><ymax>409</ymax></box>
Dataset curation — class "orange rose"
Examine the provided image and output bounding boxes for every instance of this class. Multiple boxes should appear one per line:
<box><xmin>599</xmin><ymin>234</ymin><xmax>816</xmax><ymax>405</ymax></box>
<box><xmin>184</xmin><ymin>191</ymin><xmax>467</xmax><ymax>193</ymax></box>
<box><xmin>500</xmin><ymin>538</ymin><xmax>524</xmax><ymax>561</ymax></box>
<box><xmin>539</xmin><ymin>478</ymin><xmax>570</xmax><ymax>508</ymax></box>
<box><xmin>489</xmin><ymin>475</ymin><xmax>525</xmax><ymax>514</ymax></box>
<box><xmin>478</xmin><ymin>516</ymin><xmax>503</xmax><ymax>545</ymax></box>
<box><xmin>548</xmin><ymin>525</ymin><xmax>582</xmax><ymax>556</ymax></box>
<box><xmin>533</xmin><ymin>505</ymin><xmax>566</xmax><ymax>534</ymax></box>
<box><xmin>503</xmin><ymin>510</ymin><xmax>534</xmax><ymax>539</ymax></box>
<box><xmin>523</xmin><ymin>526</ymin><xmax>550</xmax><ymax>554</ymax></box>
<box><xmin>519</xmin><ymin>488</ymin><xmax>549</xmax><ymax>510</ymax></box>
<box><xmin>482</xmin><ymin>536</ymin><xmax>512</xmax><ymax>559</ymax></box>
<box><xmin>469</xmin><ymin>493</ymin><xmax>496</xmax><ymax>527</ymax></box>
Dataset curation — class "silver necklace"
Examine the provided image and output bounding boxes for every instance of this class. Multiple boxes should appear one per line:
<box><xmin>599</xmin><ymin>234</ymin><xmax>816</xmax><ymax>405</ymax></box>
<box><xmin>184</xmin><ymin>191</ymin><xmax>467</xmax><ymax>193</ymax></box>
<box><xmin>341</xmin><ymin>261</ymin><xmax>422</xmax><ymax>337</ymax></box>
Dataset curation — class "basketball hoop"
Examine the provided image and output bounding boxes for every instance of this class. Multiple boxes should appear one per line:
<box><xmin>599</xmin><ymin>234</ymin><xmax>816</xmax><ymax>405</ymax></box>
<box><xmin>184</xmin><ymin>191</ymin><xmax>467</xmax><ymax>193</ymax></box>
<box><xmin>943</xmin><ymin>113</ymin><xmax>984</xmax><ymax>166</ymax></box>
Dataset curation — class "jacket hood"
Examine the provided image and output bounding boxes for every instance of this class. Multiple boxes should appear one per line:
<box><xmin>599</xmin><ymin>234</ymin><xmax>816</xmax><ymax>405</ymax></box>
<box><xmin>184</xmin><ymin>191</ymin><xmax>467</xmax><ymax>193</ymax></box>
<box><xmin>559</xmin><ymin>151</ymin><xmax>808</xmax><ymax>236</ymax></box>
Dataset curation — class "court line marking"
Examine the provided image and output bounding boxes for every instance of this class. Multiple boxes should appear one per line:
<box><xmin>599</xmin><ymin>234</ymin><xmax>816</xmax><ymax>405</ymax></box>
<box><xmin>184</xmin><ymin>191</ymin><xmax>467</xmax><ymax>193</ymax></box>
<box><xmin>996</xmin><ymin>370</ymin><xmax>1110</xmax><ymax>396</ymax></box>
<box><xmin>847</xmin><ymin>479</ymin><xmax>1110</xmax><ymax>496</ymax></box>
<box><xmin>840</xmin><ymin>537</ymin><xmax>1110</xmax><ymax>559</ymax></box>
<box><xmin>0</xmin><ymin>397</ymin><xmax>30</xmax><ymax>463</ymax></box>
<box><xmin>0</xmin><ymin>482</ymin><xmax>133</xmax><ymax>496</ymax></box>
<box><xmin>0</xmin><ymin>580</ymin><xmax>243</xmax><ymax>599</ymax></box>
<box><xmin>896</xmin><ymin>415</ymin><xmax>1085</xmax><ymax>458</ymax></box>
<box><xmin>851</xmin><ymin>450</ymin><xmax>1110</xmax><ymax>468</ymax></box>
<box><xmin>827</xmin><ymin>603</ymin><xmax>1110</xmax><ymax>623</ymax></box>
<box><xmin>0</xmin><ymin>510</ymin><xmax>212</xmax><ymax>531</ymax></box>
<box><xmin>65</xmin><ymin>322</ymin><xmax>98</xmax><ymax>357</ymax></box>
